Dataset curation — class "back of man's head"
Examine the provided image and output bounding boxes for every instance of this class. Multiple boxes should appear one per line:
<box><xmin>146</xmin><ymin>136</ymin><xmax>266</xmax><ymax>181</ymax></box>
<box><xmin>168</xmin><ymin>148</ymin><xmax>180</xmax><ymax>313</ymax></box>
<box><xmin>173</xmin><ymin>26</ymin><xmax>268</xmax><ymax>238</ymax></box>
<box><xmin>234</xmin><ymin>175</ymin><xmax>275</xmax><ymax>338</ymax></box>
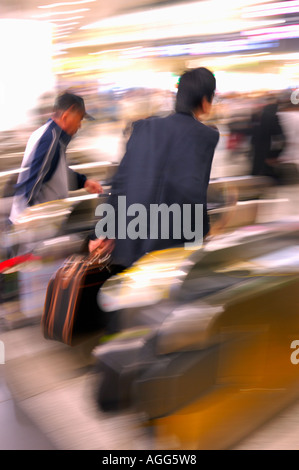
<box><xmin>175</xmin><ymin>67</ymin><xmax>216</xmax><ymax>115</ymax></box>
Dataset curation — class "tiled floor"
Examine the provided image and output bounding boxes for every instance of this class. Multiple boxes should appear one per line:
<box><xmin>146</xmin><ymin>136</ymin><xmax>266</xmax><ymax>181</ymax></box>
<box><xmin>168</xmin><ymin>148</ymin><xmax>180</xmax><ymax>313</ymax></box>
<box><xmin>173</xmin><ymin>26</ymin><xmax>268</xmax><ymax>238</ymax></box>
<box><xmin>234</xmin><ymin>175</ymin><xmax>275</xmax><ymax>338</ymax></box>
<box><xmin>0</xmin><ymin>322</ymin><xmax>153</xmax><ymax>451</ymax></box>
<box><xmin>0</xmin><ymin>375</ymin><xmax>56</xmax><ymax>450</ymax></box>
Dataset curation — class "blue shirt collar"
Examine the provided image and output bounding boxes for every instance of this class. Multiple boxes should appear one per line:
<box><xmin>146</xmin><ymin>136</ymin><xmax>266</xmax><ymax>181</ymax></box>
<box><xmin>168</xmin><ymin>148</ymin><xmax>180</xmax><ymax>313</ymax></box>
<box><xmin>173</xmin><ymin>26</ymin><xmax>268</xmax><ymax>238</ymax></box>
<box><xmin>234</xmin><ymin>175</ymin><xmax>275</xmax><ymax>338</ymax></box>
<box><xmin>48</xmin><ymin>119</ymin><xmax>72</xmax><ymax>146</ymax></box>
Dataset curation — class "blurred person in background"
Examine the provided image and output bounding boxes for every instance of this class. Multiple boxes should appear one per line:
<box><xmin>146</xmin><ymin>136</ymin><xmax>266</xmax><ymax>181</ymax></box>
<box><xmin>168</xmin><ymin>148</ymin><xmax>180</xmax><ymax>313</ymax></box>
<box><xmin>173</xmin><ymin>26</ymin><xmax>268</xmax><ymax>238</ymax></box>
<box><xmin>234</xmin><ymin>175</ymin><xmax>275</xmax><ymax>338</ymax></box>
<box><xmin>250</xmin><ymin>94</ymin><xmax>286</xmax><ymax>183</ymax></box>
<box><xmin>9</xmin><ymin>92</ymin><xmax>103</xmax><ymax>225</ymax></box>
<box><xmin>277</xmin><ymin>95</ymin><xmax>299</xmax><ymax>173</ymax></box>
<box><xmin>89</xmin><ymin>67</ymin><xmax>219</xmax><ymax>269</ymax></box>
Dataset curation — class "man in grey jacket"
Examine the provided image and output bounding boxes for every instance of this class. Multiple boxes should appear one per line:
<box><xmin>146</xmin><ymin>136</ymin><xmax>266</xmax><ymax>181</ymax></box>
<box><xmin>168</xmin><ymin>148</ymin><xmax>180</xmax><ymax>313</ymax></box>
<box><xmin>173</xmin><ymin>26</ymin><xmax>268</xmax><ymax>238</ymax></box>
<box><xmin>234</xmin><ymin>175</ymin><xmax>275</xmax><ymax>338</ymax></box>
<box><xmin>10</xmin><ymin>92</ymin><xmax>102</xmax><ymax>224</ymax></box>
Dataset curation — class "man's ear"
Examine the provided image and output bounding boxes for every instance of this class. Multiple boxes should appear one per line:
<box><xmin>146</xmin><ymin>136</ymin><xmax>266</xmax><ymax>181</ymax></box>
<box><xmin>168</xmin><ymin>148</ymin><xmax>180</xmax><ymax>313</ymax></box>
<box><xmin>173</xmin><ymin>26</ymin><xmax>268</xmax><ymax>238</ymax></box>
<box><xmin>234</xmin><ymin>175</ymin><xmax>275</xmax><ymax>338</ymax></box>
<box><xmin>60</xmin><ymin>108</ymin><xmax>72</xmax><ymax>124</ymax></box>
<box><xmin>193</xmin><ymin>97</ymin><xmax>212</xmax><ymax>120</ymax></box>
<box><xmin>62</xmin><ymin>108</ymin><xmax>71</xmax><ymax>118</ymax></box>
<box><xmin>201</xmin><ymin>96</ymin><xmax>212</xmax><ymax>115</ymax></box>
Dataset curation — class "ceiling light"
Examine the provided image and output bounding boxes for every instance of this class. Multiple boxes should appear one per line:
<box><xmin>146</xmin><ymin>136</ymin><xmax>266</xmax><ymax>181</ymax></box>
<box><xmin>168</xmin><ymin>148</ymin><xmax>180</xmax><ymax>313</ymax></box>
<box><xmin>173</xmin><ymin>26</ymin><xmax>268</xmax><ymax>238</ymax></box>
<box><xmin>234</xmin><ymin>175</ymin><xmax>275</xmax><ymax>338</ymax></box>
<box><xmin>33</xmin><ymin>8</ymin><xmax>89</xmax><ymax>18</ymax></box>
<box><xmin>55</xmin><ymin>22</ymin><xmax>79</xmax><ymax>28</ymax></box>
<box><xmin>54</xmin><ymin>34</ymin><xmax>69</xmax><ymax>39</ymax></box>
<box><xmin>48</xmin><ymin>16</ymin><xmax>84</xmax><ymax>22</ymax></box>
<box><xmin>38</xmin><ymin>0</ymin><xmax>95</xmax><ymax>8</ymax></box>
<box><xmin>243</xmin><ymin>24</ymin><xmax>299</xmax><ymax>36</ymax></box>
<box><xmin>243</xmin><ymin>0</ymin><xmax>299</xmax><ymax>17</ymax></box>
<box><xmin>55</xmin><ymin>25</ymin><xmax>75</xmax><ymax>30</ymax></box>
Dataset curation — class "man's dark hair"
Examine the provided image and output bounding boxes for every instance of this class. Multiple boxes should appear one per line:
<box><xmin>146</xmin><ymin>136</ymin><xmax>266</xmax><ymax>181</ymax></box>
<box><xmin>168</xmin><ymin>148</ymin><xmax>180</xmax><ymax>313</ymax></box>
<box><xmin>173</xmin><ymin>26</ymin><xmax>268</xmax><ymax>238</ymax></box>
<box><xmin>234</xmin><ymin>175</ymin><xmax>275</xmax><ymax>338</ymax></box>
<box><xmin>175</xmin><ymin>67</ymin><xmax>216</xmax><ymax>115</ymax></box>
<box><xmin>53</xmin><ymin>92</ymin><xmax>86</xmax><ymax>115</ymax></box>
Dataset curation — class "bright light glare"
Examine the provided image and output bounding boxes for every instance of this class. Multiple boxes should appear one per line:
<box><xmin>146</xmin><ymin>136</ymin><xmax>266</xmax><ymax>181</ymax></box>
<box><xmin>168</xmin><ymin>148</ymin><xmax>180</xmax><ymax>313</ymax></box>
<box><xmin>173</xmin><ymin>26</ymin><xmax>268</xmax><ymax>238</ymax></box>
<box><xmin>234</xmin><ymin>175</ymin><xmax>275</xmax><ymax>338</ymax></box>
<box><xmin>38</xmin><ymin>0</ymin><xmax>95</xmax><ymax>7</ymax></box>
<box><xmin>81</xmin><ymin>0</ymin><xmax>278</xmax><ymax>30</ymax></box>
<box><xmin>0</xmin><ymin>168</ymin><xmax>26</xmax><ymax>178</ymax></box>
<box><xmin>55</xmin><ymin>22</ymin><xmax>79</xmax><ymax>28</ymax></box>
<box><xmin>0</xmin><ymin>20</ymin><xmax>55</xmax><ymax>131</ymax></box>
<box><xmin>243</xmin><ymin>0</ymin><xmax>299</xmax><ymax>17</ymax></box>
<box><xmin>71</xmin><ymin>0</ymin><xmax>284</xmax><ymax>49</ymax></box>
<box><xmin>215</xmin><ymin>70</ymin><xmax>298</xmax><ymax>93</ymax></box>
<box><xmin>50</xmin><ymin>16</ymin><xmax>84</xmax><ymax>22</ymax></box>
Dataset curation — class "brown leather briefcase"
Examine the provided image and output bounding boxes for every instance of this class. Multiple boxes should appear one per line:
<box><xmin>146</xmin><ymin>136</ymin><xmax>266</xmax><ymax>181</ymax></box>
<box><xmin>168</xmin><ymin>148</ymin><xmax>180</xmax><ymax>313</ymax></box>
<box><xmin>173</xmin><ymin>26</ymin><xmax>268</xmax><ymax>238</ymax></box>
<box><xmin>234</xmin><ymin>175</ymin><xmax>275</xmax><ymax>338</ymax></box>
<box><xmin>42</xmin><ymin>250</ymin><xmax>114</xmax><ymax>346</ymax></box>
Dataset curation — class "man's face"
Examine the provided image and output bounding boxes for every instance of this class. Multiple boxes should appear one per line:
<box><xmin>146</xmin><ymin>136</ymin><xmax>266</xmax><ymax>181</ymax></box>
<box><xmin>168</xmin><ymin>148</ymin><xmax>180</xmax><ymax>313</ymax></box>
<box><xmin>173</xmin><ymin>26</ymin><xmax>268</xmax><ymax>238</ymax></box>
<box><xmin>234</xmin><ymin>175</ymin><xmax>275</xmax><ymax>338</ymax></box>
<box><xmin>61</xmin><ymin>108</ymin><xmax>84</xmax><ymax>136</ymax></box>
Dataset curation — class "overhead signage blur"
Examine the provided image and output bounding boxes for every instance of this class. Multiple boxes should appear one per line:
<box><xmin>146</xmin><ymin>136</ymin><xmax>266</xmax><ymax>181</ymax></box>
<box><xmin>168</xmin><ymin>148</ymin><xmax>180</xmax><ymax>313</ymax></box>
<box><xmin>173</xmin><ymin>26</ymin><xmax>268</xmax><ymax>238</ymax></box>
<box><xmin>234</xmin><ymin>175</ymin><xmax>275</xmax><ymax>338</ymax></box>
<box><xmin>121</xmin><ymin>38</ymin><xmax>279</xmax><ymax>59</ymax></box>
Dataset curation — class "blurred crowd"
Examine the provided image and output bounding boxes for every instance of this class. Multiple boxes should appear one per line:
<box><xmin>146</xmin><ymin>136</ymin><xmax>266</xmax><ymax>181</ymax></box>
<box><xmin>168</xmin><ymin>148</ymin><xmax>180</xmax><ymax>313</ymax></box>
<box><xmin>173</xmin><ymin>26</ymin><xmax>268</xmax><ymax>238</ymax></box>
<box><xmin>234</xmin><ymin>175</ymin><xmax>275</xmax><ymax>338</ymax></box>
<box><xmin>1</xmin><ymin>83</ymin><xmax>298</xmax><ymax>180</ymax></box>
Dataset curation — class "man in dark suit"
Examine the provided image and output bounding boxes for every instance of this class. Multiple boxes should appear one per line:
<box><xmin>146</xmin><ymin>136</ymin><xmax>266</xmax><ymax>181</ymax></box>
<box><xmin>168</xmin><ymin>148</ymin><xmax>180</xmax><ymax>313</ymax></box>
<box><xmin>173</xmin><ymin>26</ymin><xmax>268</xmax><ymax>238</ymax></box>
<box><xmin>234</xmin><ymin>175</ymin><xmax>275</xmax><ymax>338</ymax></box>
<box><xmin>90</xmin><ymin>67</ymin><xmax>219</xmax><ymax>269</ymax></box>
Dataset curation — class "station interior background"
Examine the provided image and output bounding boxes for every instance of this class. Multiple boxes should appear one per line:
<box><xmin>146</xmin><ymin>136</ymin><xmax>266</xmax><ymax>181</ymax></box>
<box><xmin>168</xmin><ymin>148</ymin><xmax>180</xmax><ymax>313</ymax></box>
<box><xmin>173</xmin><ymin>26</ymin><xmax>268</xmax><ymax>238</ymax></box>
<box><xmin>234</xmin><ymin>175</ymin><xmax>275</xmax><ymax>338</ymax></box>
<box><xmin>1</xmin><ymin>0</ymin><xmax>299</xmax><ymax>176</ymax></box>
